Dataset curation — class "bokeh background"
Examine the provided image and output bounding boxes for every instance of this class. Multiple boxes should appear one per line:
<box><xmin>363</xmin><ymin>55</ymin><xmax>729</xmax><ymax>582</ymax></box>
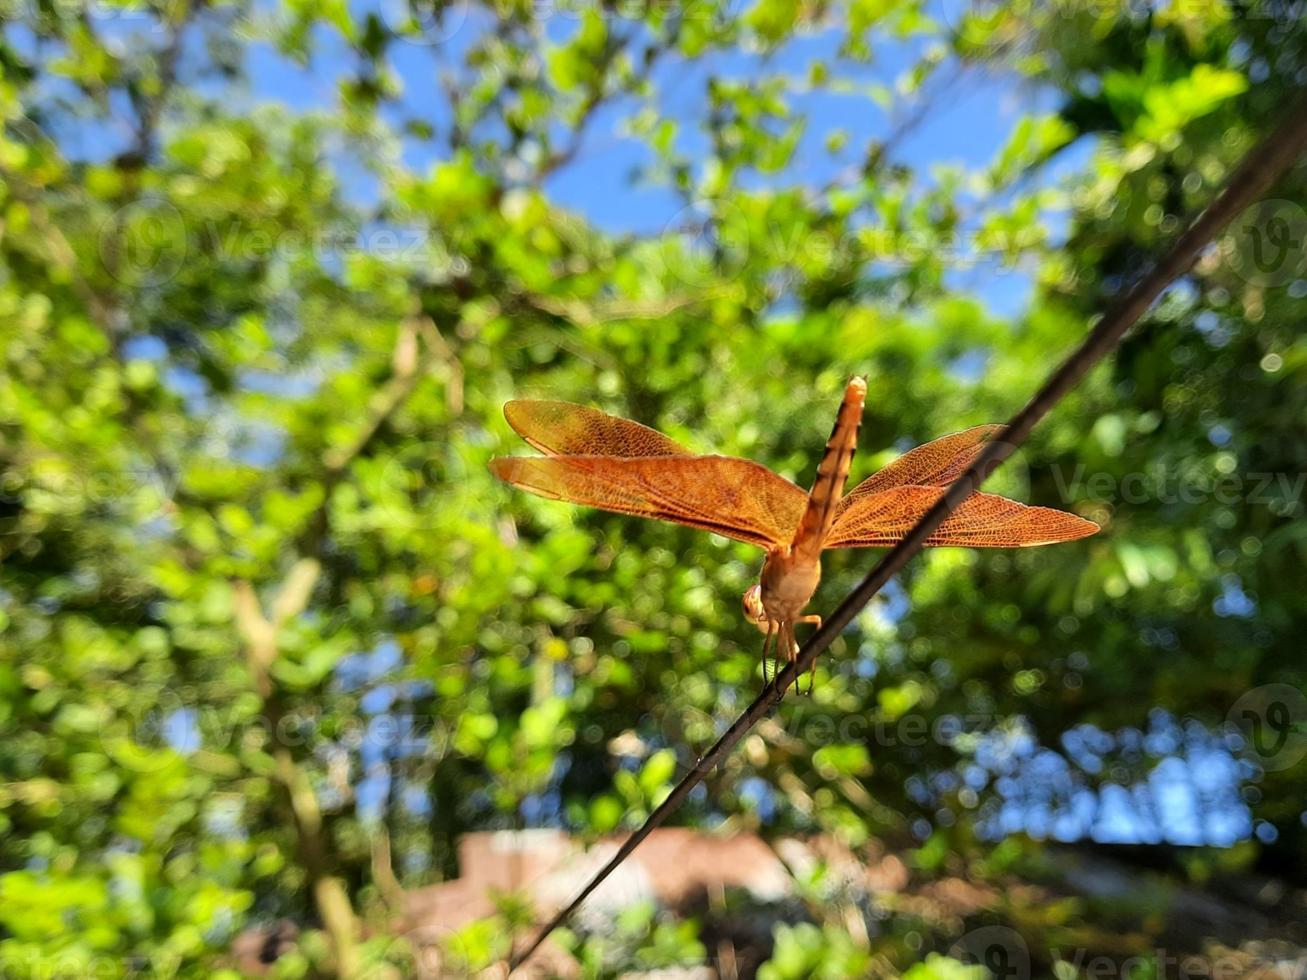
<box><xmin>2</xmin><ymin>0</ymin><xmax>1307</xmax><ymax>976</ymax></box>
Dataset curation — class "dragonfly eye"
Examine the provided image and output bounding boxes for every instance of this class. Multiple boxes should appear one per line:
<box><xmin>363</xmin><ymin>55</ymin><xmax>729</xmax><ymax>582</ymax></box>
<box><xmin>741</xmin><ymin>584</ymin><xmax>766</xmax><ymax>623</ymax></box>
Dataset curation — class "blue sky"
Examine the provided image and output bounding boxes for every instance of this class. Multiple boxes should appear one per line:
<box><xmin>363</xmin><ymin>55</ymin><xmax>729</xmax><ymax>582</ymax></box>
<box><xmin>233</xmin><ymin>2</ymin><xmax>1096</xmax><ymax>316</ymax></box>
<box><xmin>28</xmin><ymin>1</ymin><xmax>1097</xmax><ymax>316</ymax></box>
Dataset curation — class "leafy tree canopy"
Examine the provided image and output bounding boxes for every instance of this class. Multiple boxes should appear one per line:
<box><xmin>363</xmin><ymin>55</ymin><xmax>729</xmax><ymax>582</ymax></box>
<box><xmin>1</xmin><ymin>0</ymin><xmax>1305</xmax><ymax>975</ymax></box>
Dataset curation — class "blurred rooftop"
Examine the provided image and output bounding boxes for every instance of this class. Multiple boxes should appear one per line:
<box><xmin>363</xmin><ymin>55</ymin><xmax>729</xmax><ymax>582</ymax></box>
<box><xmin>229</xmin><ymin>829</ymin><xmax>1307</xmax><ymax>978</ymax></box>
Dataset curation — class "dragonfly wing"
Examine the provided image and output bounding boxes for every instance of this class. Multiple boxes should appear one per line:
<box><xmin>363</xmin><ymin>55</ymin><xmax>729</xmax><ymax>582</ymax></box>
<box><xmin>841</xmin><ymin>425</ymin><xmax>1004</xmax><ymax>505</ymax></box>
<box><xmin>504</xmin><ymin>400</ymin><xmax>692</xmax><ymax>458</ymax></box>
<box><xmin>489</xmin><ymin>454</ymin><xmax>807</xmax><ymax>549</ymax></box>
<box><xmin>826</xmin><ymin>484</ymin><xmax>1099</xmax><ymax>548</ymax></box>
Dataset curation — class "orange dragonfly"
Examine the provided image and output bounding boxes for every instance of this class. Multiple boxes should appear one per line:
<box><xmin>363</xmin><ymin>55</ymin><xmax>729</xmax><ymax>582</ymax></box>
<box><xmin>490</xmin><ymin>377</ymin><xmax>1098</xmax><ymax>686</ymax></box>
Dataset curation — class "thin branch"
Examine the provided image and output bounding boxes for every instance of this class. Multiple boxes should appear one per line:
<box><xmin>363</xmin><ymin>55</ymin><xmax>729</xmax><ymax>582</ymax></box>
<box><xmin>535</xmin><ymin>29</ymin><xmax>672</xmax><ymax>183</ymax></box>
<box><xmin>414</xmin><ymin>314</ymin><xmax>464</xmax><ymax>414</ymax></box>
<box><xmin>535</xmin><ymin>88</ymin><xmax>608</xmax><ymax>182</ymax></box>
<box><xmin>237</xmin><ymin>315</ymin><xmax>461</xmax><ymax>975</ymax></box>
<box><xmin>371</xmin><ymin>828</ymin><xmax>407</xmax><ymax>914</ymax></box>
<box><xmin>234</xmin><ymin>562</ymin><xmax>362</xmax><ymax>976</ymax></box>
<box><xmin>127</xmin><ymin>0</ymin><xmax>197</xmax><ymax>163</ymax></box>
<box><xmin>507</xmin><ymin>91</ymin><xmax>1307</xmax><ymax>973</ymax></box>
<box><xmin>320</xmin><ymin>314</ymin><xmax>461</xmax><ymax>475</ymax></box>
<box><xmin>297</xmin><ymin>309</ymin><xmax>462</xmax><ymax>581</ymax></box>
<box><xmin>821</xmin><ymin>61</ymin><xmax>968</xmax><ymax>195</ymax></box>
<box><xmin>15</xmin><ymin>191</ymin><xmax>116</xmax><ymax>334</ymax></box>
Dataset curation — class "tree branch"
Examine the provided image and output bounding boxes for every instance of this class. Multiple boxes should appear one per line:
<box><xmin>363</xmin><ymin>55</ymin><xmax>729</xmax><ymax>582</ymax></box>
<box><xmin>234</xmin><ymin>314</ymin><xmax>463</xmax><ymax>976</ymax></box>
<box><xmin>233</xmin><ymin>562</ymin><xmax>363</xmax><ymax>976</ymax></box>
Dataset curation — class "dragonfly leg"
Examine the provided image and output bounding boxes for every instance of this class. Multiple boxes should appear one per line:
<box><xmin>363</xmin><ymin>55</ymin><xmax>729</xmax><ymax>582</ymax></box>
<box><xmin>760</xmin><ymin>621</ymin><xmax>778</xmax><ymax>685</ymax></box>
<box><xmin>779</xmin><ymin>622</ymin><xmax>801</xmax><ymax>695</ymax></box>
<box><xmin>795</xmin><ymin>615</ymin><xmax>821</xmax><ymax>694</ymax></box>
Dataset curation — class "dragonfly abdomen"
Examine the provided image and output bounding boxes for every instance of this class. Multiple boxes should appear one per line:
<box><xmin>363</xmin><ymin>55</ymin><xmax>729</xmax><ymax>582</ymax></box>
<box><xmin>791</xmin><ymin>376</ymin><xmax>866</xmax><ymax>561</ymax></box>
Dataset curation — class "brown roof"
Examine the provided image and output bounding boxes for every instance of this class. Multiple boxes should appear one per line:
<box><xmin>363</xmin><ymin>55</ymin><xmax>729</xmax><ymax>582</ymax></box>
<box><xmin>402</xmin><ymin>827</ymin><xmax>794</xmax><ymax>941</ymax></box>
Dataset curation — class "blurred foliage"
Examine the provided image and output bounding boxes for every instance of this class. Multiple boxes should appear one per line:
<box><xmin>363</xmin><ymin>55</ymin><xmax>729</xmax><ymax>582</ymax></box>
<box><xmin>1</xmin><ymin>0</ymin><xmax>1305</xmax><ymax>977</ymax></box>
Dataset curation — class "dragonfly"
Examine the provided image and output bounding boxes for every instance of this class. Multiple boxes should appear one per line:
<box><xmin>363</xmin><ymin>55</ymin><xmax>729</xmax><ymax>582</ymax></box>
<box><xmin>489</xmin><ymin>377</ymin><xmax>1098</xmax><ymax>689</ymax></box>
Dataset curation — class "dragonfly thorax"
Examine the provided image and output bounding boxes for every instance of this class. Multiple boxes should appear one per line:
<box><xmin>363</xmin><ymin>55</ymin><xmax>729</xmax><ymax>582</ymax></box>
<box><xmin>757</xmin><ymin>547</ymin><xmax>822</xmax><ymax>623</ymax></box>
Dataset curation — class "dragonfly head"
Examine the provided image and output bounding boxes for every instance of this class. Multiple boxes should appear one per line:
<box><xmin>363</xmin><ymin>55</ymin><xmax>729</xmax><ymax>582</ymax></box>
<box><xmin>741</xmin><ymin>584</ymin><xmax>768</xmax><ymax>631</ymax></box>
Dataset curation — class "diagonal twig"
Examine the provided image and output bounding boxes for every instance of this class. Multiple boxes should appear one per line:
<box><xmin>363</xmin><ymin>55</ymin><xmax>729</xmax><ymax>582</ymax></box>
<box><xmin>507</xmin><ymin>91</ymin><xmax>1307</xmax><ymax>973</ymax></box>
